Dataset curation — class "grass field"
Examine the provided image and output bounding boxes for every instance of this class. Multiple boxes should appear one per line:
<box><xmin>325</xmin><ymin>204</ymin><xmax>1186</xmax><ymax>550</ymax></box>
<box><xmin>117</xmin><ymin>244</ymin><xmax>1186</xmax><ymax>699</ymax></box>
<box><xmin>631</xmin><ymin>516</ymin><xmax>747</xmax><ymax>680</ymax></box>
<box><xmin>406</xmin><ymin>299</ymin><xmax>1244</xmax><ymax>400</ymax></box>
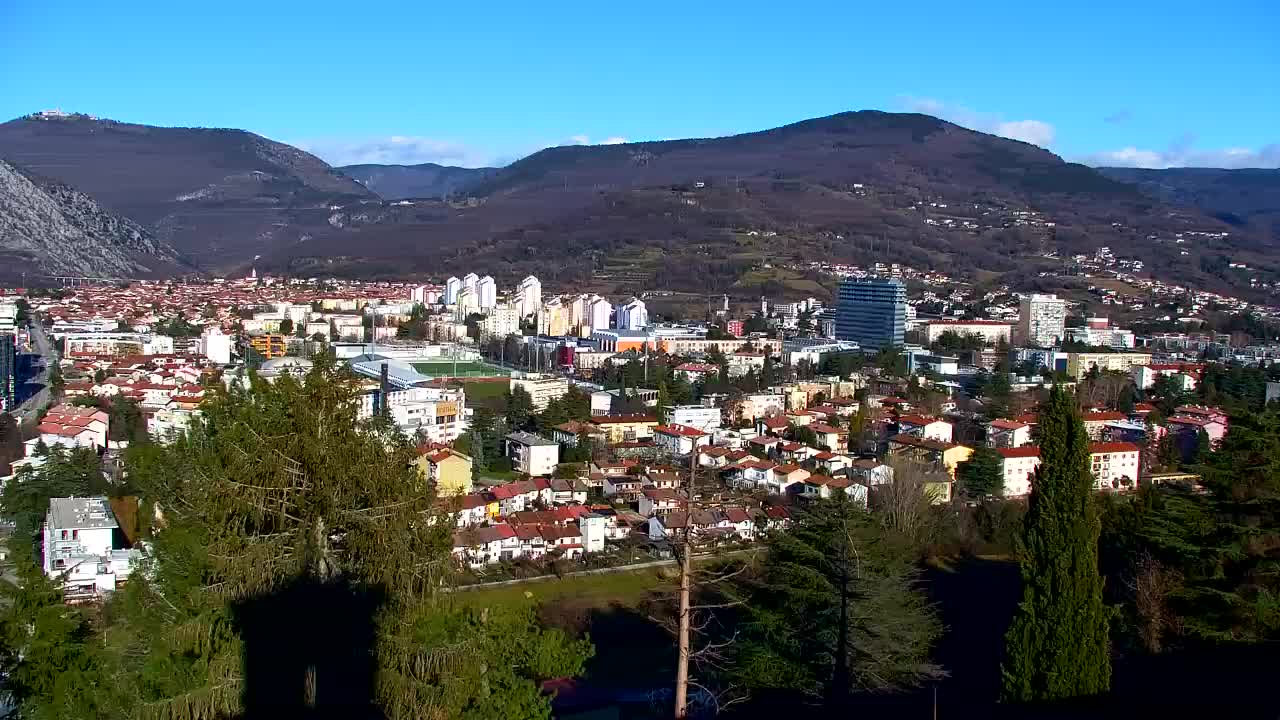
<box><xmin>410</xmin><ymin>361</ymin><xmax>511</xmax><ymax>378</ymax></box>
<box><xmin>456</xmin><ymin>566</ymin><xmax>672</xmax><ymax>609</ymax></box>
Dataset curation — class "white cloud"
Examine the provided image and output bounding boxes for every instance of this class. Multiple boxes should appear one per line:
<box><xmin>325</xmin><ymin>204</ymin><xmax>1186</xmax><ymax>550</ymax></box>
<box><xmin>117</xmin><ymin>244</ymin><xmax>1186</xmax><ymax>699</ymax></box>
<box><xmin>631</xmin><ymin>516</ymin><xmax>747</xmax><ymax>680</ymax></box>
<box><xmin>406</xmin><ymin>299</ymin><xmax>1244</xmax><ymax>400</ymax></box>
<box><xmin>1079</xmin><ymin>143</ymin><xmax>1280</xmax><ymax>169</ymax></box>
<box><xmin>292</xmin><ymin>136</ymin><xmax>494</xmax><ymax>168</ymax></box>
<box><xmin>567</xmin><ymin>134</ymin><xmax>629</xmax><ymax>146</ymax></box>
<box><xmin>899</xmin><ymin>96</ymin><xmax>1057</xmax><ymax>148</ymax></box>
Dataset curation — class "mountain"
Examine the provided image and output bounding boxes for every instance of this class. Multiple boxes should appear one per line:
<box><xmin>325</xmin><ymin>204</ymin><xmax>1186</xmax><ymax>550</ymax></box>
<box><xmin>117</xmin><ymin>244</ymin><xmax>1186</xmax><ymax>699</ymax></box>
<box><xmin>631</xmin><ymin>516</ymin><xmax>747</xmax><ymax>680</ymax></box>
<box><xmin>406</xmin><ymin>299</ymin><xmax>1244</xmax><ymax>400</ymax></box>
<box><xmin>1096</xmin><ymin>167</ymin><xmax>1280</xmax><ymax>243</ymax></box>
<box><xmin>337</xmin><ymin>163</ymin><xmax>498</xmax><ymax>200</ymax></box>
<box><xmin>0</xmin><ymin>158</ymin><xmax>185</xmax><ymax>279</ymax></box>
<box><xmin>0</xmin><ymin>112</ymin><xmax>374</xmax><ymax>270</ymax></box>
<box><xmin>256</xmin><ymin>111</ymin><xmax>1277</xmax><ymax>302</ymax></box>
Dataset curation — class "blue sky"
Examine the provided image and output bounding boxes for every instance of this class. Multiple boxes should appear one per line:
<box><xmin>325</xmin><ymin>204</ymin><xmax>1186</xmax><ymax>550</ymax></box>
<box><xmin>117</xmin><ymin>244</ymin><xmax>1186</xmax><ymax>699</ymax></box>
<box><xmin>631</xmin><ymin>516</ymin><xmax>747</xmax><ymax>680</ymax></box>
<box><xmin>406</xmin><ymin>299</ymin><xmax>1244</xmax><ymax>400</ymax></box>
<box><xmin>3</xmin><ymin>0</ymin><xmax>1277</xmax><ymax>168</ymax></box>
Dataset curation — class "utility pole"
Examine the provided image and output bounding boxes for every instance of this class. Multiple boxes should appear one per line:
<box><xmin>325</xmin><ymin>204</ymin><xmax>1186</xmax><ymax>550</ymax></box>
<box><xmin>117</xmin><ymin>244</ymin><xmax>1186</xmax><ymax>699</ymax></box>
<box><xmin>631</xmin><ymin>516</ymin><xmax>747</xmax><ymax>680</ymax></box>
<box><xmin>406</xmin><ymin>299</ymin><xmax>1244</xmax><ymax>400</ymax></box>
<box><xmin>674</xmin><ymin>450</ymin><xmax>695</xmax><ymax>718</ymax></box>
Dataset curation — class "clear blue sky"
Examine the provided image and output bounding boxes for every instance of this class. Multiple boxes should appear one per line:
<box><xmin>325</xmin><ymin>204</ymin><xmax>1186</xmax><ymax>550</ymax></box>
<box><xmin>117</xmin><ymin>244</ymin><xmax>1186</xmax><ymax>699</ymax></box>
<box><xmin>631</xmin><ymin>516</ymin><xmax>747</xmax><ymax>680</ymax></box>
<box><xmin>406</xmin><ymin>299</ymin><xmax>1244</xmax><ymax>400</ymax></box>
<box><xmin>3</xmin><ymin>0</ymin><xmax>1277</xmax><ymax>168</ymax></box>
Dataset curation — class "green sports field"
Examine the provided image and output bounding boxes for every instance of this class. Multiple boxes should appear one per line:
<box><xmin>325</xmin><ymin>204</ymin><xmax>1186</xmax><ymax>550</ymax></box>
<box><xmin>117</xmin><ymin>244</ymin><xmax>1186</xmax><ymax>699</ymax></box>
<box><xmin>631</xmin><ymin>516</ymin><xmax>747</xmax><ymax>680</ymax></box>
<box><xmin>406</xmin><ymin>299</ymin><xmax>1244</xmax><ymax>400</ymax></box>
<box><xmin>410</xmin><ymin>361</ymin><xmax>511</xmax><ymax>378</ymax></box>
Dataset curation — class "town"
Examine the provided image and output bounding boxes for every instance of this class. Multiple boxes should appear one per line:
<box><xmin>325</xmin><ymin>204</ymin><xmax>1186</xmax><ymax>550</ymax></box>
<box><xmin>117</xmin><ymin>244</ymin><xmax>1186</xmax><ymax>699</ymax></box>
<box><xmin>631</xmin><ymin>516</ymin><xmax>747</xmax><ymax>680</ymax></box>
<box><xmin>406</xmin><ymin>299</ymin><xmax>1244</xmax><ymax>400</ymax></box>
<box><xmin>3</xmin><ymin>267</ymin><xmax>1276</xmax><ymax>600</ymax></box>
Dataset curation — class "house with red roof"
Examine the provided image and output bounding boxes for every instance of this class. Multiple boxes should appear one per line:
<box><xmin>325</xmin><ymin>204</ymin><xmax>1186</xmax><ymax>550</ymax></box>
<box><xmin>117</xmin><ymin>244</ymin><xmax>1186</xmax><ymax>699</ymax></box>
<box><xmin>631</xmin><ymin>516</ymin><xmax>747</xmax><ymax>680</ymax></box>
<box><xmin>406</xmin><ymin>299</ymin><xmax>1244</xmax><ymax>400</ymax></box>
<box><xmin>1081</xmin><ymin>411</ymin><xmax>1129</xmax><ymax>440</ymax></box>
<box><xmin>653</xmin><ymin>424</ymin><xmax>711</xmax><ymax>456</ymax></box>
<box><xmin>995</xmin><ymin>441</ymin><xmax>1141</xmax><ymax>496</ymax></box>
<box><xmin>896</xmin><ymin>415</ymin><xmax>953</xmax><ymax>443</ymax></box>
<box><xmin>987</xmin><ymin>419</ymin><xmax>1032</xmax><ymax>448</ymax></box>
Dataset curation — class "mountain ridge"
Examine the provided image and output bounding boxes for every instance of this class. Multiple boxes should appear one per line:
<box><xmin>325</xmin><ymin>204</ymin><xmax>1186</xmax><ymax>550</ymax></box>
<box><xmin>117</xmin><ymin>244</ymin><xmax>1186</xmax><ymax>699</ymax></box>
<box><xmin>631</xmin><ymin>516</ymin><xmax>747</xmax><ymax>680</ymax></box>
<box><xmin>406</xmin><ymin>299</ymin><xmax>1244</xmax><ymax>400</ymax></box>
<box><xmin>0</xmin><ymin>112</ymin><xmax>374</xmax><ymax>270</ymax></box>
<box><xmin>337</xmin><ymin>162</ymin><xmax>498</xmax><ymax>200</ymax></box>
<box><xmin>0</xmin><ymin>157</ymin><xmax>186</xmax><ymax>280</ymax></box>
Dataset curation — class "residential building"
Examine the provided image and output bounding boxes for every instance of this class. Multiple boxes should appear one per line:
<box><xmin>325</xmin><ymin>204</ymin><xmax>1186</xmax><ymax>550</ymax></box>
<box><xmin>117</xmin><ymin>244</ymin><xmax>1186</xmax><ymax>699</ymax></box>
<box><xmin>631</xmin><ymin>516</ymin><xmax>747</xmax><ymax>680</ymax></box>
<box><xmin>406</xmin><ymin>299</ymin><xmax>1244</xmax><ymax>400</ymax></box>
<box><xmin>480</xmin><ymin>303</ymin><xmax>520</xmax><ymax>339</ymax></box>
<box><xmin>506</xmin><ymin>431</ymin><xmax>560</xmax><ymax>476</ymax></box>
<box><xmin>995</xmin><ymin>442</ymin><xmax>1142</xmax><ymax>495</ymax></box>
<box><xmin>444</xmin><ymin>276</ymin><xmax>462</xmax><ymax>305</ymax></box>
<box><xmin>1065</xmin><ymin>352</ymin><xmax>1154</xmax><ymax>381</ymax></box>
<box><xmin>1017</xmin><ymin>294</ymin><xmax>1067</xmax><ymax>348</ymax></box>
<box><xmin>200</xmin><ymin>327</ymin><xmax>232</xmax><ymax>365</ymax></box>
<box><xmin>668</xmin><ymin>405</ymin><xmax>723</xmax><ymax>431</ymax></box>
<box><xmin>1131</xmin><ymin>363</ymin><xmax>1204</xmax><ymax>390</ymax></box>
<box><xmin>653</xmin><ymin>424</ymin><xmax>711</xmax><ymax>455</ymax></box>
<box><xmin>922</xmin><ymin>320</ymin><xmax>1012</xmax><ymax>345</ymax></box>
<box><xmin>249</xmin><ymin>333</ymin><xmax>287</xmax><ymax>359</ymax></box>
<box><xmin>616</xmin><ymin>298</ymin><xmax>649</xmax><ymax>330</ymax></box>
<box><xmin>896</xmin><ymin>415</ymin><xmax>953</xmax><ymax>443</ymax></box>
<box><xmin>1065</xmin><ymin>317</ymin><xmax>1136</xmax><ymax>349</ymax></box>
<box><xmin>516</xmin><ymin>275</ymin><xmax>542</xmax><ymax>318</ymax></box>
<box><xmin>509</xmin><ymin>373</ymin><xmax>570</xmax><ymax>411</ymax></box>
<box><xmin>886</xmin><ymin>435</ymin><xmax>975</xmax><ymax>502</ymax></box>
<box><xmin>414</xmin><ymin>447</ymin><xmax>473</xmax><ymax>497</ymax></box>
<box><xmin>835</xmin><ymin>278</ymin><xmax>906</xmax><ymax>350</ymax></box>
<box><xmin>987</xmin><ymin>419</ymin><xmax>1032</xmax><ymax>448</ymax></box>
<box><xmin>477</xmin><ymin>275</ymin><xmax>497</xmax><ymax>309</ymax></box>
<box><xmin>43</xmin><ymin>497</ymin><xmax>139</xmax><ymax>601</ymax></box>
<box><xmin>589</xmin><ymin>414</ymin><xmax>659</xmax><ymax>443</ymax></box>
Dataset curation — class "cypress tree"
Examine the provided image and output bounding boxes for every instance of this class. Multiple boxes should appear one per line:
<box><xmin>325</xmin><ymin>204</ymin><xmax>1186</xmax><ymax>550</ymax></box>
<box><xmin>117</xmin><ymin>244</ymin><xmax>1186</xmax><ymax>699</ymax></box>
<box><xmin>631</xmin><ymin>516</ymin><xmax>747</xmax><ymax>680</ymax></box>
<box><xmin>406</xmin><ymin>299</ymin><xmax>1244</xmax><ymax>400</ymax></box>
<box><xmin>1002</xmin><ymin>385</ymin><xmax>1111</xmax><ymax>702</ymax></box>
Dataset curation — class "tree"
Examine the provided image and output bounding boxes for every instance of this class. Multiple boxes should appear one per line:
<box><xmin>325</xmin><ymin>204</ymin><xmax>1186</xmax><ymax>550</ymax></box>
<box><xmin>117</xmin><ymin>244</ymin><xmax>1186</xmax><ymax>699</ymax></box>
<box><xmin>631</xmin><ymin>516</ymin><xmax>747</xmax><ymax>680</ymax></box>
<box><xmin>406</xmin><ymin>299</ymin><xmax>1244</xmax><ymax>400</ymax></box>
<box><xmin>957</xmin><ymin>447</ymin><xmax>1005</xmax><ymax>501</ymax></box>
<box><xmin>5</xmin><ymin>356</ymin><xmax>590</xmax><ymax>719</ymax></box>
<box><xmin>279</xmin><ymin>317</ymin><xmax>294</xmax><ymax>336</ymax></box>
<box><xmin>505</xmin><ymin>386</ymin><xmax>535</xmax><ymax>431</ymax></box>
<box><xmin>732</xmin><ymin>495</ymin><xmax>943</xmax><ymax>708</ymax></box>
<box><xmin>656</xmin><ymin>381</ymin><xmax>672</xmax><ymax>424</ymax></box>
<box><xmin>1002</xmin><ymin>385</ymin><xmax>1111</xmax><ymax>702</ymax></box>
<box><xmin>1</xmin><ymin>445</ymin><xmax>106</xmax><ymax>538</ymax></box>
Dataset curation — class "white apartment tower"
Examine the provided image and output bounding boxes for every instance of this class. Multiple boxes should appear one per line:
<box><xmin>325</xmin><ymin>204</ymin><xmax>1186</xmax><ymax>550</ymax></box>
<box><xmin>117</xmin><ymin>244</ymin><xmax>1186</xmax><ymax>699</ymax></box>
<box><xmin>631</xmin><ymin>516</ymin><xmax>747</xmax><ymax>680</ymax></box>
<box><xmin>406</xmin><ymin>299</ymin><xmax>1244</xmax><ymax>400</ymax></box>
<box><xmin>462</xmin><ymin>272</ymin><xmax>479</xmax><ymax>296</ymax></box>
<box><xmin>444</xmin><ymin>276</ymin><xmax>462</xmax><ymax>305</ymax></box>
<box><xmin>200</xmin><ymin>327</ymin><xmax>232</xmax><ymax>365</ymax></box>
<box><xmin>616</xmin><ymin>298</ymin><xmax>648</xmax><ymax>330</ymax></box>
<box><xmin>588</xmin><ymin>296</ymin><xmax>612</xmax><ymax>336</ymax></box>
<box><xmin>477</xmin><ymin>275</ymin><xmax>497</xmax><ymax>309</ymax></box>
<box><xmin>1018</xmin><ymin>294</ymin><xmax>1067</xmax><ymax>348</ymax></box>
<box><xmin>517</xmin><ymin>275</ymin><xmax>542</xmax><ymax>318</ymax></box>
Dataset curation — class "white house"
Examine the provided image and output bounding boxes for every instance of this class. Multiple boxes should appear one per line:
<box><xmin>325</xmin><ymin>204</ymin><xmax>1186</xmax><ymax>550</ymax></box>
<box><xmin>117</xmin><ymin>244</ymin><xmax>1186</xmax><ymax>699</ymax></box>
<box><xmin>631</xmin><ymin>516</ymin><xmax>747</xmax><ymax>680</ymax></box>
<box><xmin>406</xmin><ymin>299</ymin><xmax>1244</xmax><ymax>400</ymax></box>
<box><xmin>506</xmin><ymin>432</ymin><xmax>560</xmax><ymax>477</ymax></box>
<box><xmin>42</xmin><ymin>497</ymin><xmax>139</xmax><ymax>601</ymax></box>
<box><xmin>987</xmin><ymin>419</ymin><xmax>1032</xmax><ymax>448</ymax></box>
<box><xmin>668</xmin><ymin>405</ymin><xmax>723</xmax><ymax>431</ymax></box>
<box><xmin>996</xmin><ymin>442</ymin><xmax>1142</xmax><ymax>496</ymax></box>
<box><xmin>653</xmin><ymin>424</ymin><xmax>711</xmax><ymax>456</ymax></box>
<box><xmin>896</xmin><ymin>415</ymin><xmax>953</xmax><ymax>444</ymax></box>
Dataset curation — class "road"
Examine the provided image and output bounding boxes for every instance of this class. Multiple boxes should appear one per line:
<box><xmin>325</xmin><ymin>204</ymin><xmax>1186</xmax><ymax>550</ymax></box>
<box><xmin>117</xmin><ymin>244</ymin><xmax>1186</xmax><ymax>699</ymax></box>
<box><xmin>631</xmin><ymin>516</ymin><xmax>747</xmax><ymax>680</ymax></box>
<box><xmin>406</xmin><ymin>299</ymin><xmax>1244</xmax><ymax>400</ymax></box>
<box><xmin>13</xmin><ymin>316</ymin><xmax>54</xmax><ymax>424</ymax></box>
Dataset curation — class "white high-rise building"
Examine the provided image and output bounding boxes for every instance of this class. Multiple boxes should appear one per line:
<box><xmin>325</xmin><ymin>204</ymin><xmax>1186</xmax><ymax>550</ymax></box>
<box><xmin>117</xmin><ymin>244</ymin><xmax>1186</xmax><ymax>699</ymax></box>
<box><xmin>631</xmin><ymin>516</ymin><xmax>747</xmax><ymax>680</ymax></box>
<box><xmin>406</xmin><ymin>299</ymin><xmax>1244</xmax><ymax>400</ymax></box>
<box><xmin>477</xmin><ymin>275</ymin><xmax>497</xmax><ymax>309</ymax></box>
<box><xmin>616</xmin><ymin>298</ymin><xmax>648</xmax><ymax>330</ymax></box>
<box><xmin>454</xmin><ymin>287</ymin><xmax>479</xmax><ymax>322</ymax></box>
<box><xmin>200</xmin><ymin>327</ymin><xmax>232</xmax><ymax>365</ymax></box>
<box><xmin>587</xmin><ymin>296</ymin><xmax>612</xmax><ymax>335</ymax></box>
<box><xmin>1018</xmin><ymin>294</ymin><xmax>1067</xmax><ymax>348</ymax></box>
<box><xmin>410</xmin><ymin>285</ymin><xmax>429</xmax><ymax>305</ymax></box>
<box><xmin>444</xmin><ymin>276</ymin><xmax>462</xmax><ymax>305</ymax></box>
<box><xmin>517</xmin><ymin>275</ymin><xmax>541</xmax><ymax>318</ymax></box>
<box><xmin>481</xmin><ymin>303</ymin><xmax>520</xmax><ymax>339</ymax></box>
<box><xmin>462</xmin><ymin>273</ymin><xmax>479</xmax><ymax>296</ymax></box>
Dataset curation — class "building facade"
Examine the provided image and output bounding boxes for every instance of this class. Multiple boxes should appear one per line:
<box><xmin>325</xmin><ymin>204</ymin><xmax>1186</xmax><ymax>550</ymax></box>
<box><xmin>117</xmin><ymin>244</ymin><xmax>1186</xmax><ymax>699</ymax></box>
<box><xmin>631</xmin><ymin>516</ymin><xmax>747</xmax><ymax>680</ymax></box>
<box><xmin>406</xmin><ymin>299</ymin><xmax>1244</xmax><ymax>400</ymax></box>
<box><xmin>1017</xmin><ymin>294</ymin><xmax>1067</xmax><ymax>348</ymax></box>
<box><xmin>835</xmin><ymin>279</ymin><xmax>906</xmax><ymax>350</ymax></box>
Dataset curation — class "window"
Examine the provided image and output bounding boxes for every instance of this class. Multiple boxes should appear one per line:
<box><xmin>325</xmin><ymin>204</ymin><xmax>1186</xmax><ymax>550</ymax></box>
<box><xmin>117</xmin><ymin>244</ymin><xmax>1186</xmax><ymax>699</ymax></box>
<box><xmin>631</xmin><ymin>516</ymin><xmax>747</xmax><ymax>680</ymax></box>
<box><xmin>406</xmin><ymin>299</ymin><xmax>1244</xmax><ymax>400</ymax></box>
<box><xmin>72</xmin><ymin>529</ymin><xmax>78</xmax><ymax>539</ymax></box>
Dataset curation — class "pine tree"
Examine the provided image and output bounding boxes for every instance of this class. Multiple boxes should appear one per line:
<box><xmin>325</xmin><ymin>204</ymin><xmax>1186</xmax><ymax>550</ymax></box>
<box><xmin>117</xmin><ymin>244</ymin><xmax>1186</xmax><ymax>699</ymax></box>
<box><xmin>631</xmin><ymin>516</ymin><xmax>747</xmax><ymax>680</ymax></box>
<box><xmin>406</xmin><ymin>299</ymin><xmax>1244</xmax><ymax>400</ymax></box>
<box><xmin>17</xmin><ymin>355</ymin><xmax>592</xmax><ymax>719</ymax></box>
<box><xmin>1002</xmin><ymin>385</ymin><xmax>1111</xmax><ymax>702</ymax></box>
<box><xmin>733</xmin><ymin>495</ymin><xmax>943</xmax><ymax>707</ymax></box>
<box><xmin>957</xmin><ymin>446</ymin><xmax>1005</xmax><ymax>500</ymax></box>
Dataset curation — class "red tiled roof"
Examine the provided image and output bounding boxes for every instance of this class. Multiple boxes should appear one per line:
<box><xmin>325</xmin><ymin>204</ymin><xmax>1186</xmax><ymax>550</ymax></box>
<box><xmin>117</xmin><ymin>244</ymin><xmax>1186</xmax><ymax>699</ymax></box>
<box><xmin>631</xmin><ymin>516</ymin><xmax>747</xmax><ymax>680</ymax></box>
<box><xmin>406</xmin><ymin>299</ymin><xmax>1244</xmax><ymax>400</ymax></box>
<box><xmin>1089</xmin><ymin>442</ymin><xmax>1141</xmax><ymax>454</ymax></box>
<box><xmin>1082</xmin><ymin>411</ymin><xmax>1128</xmax><ymax>422</ymax></box>
<box><xmin>995</xmin><ymin>447</ymin><xmax>1041</xmax><ymax>459</ymax></box>
<box><xmin>989</xmin><ymin>419</ymin><xmax>1029</xmax><ymax>430</ymax></box>
<box><xmin>655</xmin><ymin>424</ymin><xmax>708</xmax><ymax>438</ymax></box>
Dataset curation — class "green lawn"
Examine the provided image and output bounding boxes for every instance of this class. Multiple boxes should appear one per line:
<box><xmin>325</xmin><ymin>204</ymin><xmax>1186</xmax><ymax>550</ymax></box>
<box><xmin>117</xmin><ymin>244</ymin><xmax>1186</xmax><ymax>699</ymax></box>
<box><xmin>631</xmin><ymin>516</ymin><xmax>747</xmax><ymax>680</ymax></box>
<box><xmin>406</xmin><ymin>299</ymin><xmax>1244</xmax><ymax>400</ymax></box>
<box><xmin>411</xmin><ymin>361</ymin><xmax>511</xmax><ymax>378</ymax></box>
<box><xmin>457</xmin><ymin>380</ymin><xmax>509</xmax><ymax>399</ymax></box>
<box><xmin>455</xmin><ymin>567</ymin><xmax>671</xmax><ymax>609</ymax></box>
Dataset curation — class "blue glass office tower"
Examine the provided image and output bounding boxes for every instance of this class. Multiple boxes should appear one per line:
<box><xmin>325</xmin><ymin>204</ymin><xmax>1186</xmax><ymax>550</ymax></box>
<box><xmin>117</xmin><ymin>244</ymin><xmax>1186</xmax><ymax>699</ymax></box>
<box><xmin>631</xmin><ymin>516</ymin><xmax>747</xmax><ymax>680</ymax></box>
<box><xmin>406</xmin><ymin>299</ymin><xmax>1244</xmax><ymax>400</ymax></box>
<box><xmin>835</xmin><ymin>278</ymin><xmax>906</xmax><ymax>350</ymax></box>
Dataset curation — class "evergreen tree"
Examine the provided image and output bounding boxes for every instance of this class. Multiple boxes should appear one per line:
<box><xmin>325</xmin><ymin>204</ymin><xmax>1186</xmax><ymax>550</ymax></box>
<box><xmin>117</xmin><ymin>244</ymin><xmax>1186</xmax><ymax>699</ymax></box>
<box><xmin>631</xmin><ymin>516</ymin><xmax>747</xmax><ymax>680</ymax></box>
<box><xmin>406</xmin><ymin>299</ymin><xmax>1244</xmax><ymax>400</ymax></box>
<box><xmin>505</xmin><ymin>386</ymin><xmax>535</xmax><ymax>430</ymax></box>
<box><xmin>7</xmin><ymin>356</ymin><xmax>589</xmax><ymax>719</ymax></box>
<box><xmin>1002</xmin><ymin>385</ymin><xmax>1111</xmax><ymax>702</ymax></box>
<box><xmin>732</xmin><ymin>495</ymin><xmax>943</xmax><ymax>707</ymax></box>
<box><xmin>957</xmin><ymin>446</ymin><xmax>1005</xmax><ymax>500</ymax></box>
<box><xmin>656</xmin><ymin>381</ymin><xmax>671</xmax><ymax>424</ymax></box>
